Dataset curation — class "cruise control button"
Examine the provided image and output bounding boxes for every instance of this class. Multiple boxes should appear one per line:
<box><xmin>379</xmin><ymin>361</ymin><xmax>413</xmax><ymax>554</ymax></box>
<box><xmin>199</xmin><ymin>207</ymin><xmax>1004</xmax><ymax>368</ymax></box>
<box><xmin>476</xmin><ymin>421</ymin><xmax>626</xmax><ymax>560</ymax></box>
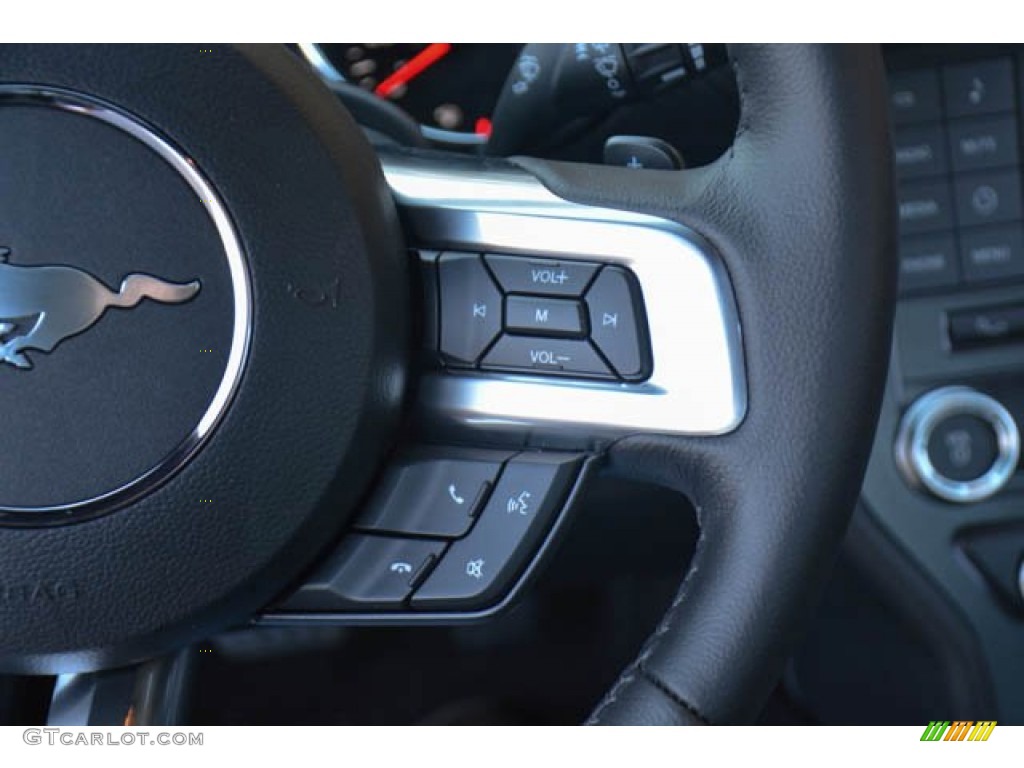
<box><xmin>485</xmin><ymin>254</ymin><xmax>599</xmax><ymax>297</ymax></box>
<box><xmin>412</xmin><ymin>453</ymin><xmax>583</xmax><ymax>610</ymax></box>
<box><xmin>438</xmin><ymin>252</ymin><xmax>502</xmax><ymax>366</ymax></box>
<box><xmin>481</xmin><ymin>336</ymin><xmax>613</xmax><ymax>379</ymax></box>
<box><xmin>505</xmin><ymin>295</ymin><xmax>585</xmax><ymax>337</ymax></box>
<box><xmin>276</xmin><ymin>535</ymin><xmax>445</xmax><ymax>612</ymax></box>
<box><xmin>943</xmin><ymin>58</ymin><xmax>1015</xmax><ymax>118</ymax></box>
<box><xmin>586</xmin><ymin>266</ymin><xmax>647</xmax><ymax>379</ymax></box>
<box><xmin>356</xmin><ymin>450</ymin><xmax>510</xmax><ymax>538</ymax></box>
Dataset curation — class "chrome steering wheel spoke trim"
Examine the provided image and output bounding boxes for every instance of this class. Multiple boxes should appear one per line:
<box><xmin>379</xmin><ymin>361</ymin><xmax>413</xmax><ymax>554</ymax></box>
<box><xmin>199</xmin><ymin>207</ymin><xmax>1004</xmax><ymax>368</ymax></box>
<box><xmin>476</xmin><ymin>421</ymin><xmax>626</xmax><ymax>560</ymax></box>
<box><xmin>381</xmin><ymin>153</ymin><xmax>747</xmax><ymax>446</ymax></box>
<box><xmin>260</xmin><ymin>156</ymin><xmax>746</xmax><ymax>628</ymax></box>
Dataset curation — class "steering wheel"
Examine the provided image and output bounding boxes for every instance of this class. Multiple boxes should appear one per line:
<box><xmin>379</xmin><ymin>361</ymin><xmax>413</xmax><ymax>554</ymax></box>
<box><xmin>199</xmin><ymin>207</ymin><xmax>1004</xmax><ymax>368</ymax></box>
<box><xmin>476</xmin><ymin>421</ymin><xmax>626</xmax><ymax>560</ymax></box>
<box><xmin>0</xmin><ymin>44</ymin><xmax>894</xmax><ymax>726</ymax></box>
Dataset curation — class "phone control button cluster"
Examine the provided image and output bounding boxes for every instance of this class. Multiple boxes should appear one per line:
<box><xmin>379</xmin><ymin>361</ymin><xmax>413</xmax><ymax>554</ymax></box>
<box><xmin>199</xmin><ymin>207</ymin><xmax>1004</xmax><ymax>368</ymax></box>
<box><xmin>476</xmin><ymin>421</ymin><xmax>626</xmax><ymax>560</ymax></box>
<box><xmin>273</xmin><ymin>450</ymin><xmax>583</xmax><ymax>615</ymax></box>
<box><xmin>411</xmin><ymin>453</ymin><xmax>582</xmax><ymax>610</ymax></box>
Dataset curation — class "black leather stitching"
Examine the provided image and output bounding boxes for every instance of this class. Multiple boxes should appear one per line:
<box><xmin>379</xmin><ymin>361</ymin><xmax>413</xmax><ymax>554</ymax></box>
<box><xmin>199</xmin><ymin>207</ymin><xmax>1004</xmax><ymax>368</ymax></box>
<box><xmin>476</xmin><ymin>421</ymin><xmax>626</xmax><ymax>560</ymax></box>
<box><xmin>625</xmin><ymin>46</ymin><xmax>750</xmax><ymax>674</ymax></box>
<box><xmin>727</xmin><ymin>44</ymin><xmax>751</xmax><ymax>159</ymax></box>
<box><xmin>585</xmin><ymin>668</ymin><xmax>639</xmax><ymax>725</ymax></box>
<box><xmin>634</xmin><ymin>498</ymin><xmax>707</xmax><ymax>668</ymax></box>
<box><xmin>587</xmin><ymin>46</ymin><xmax>752</xmax><ymax>725</ymax></box>
<box><xmin>565</xmin><ymin>45</ymin><xmax>894</xmax><ymax>725</ymax></box>
<box><xmin>639</xmin><ymin>666</ymin><xmax>712</xmax><ymax>725</ymax></box>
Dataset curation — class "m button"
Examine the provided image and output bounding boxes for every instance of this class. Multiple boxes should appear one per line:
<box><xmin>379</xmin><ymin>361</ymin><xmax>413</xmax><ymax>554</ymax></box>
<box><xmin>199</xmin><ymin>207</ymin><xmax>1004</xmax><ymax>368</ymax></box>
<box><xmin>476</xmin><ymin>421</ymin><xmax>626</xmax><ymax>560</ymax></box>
<box><xmin>505</xmin><ymin>296</ymin><xmax>585</xmax><ymax>337</ymax></box>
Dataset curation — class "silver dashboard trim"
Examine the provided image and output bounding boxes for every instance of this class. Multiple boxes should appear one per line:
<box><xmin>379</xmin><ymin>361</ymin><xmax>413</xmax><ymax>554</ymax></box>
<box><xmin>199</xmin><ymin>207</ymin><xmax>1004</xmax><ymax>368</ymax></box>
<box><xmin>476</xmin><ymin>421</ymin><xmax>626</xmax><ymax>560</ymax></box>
<box><xmin>382</xmin><ymin>154</ymin><xmax>747</xmax><ymax>442</ymax></box>
<box><xmin>0</xmin><ymin>87</ymin><xmax>251</xmax><ymax>522</ymax></box>
<box><xmin>895</xmin><ymin>386</ymin><xmax>1020</xmax><ymax>504</ymax></box>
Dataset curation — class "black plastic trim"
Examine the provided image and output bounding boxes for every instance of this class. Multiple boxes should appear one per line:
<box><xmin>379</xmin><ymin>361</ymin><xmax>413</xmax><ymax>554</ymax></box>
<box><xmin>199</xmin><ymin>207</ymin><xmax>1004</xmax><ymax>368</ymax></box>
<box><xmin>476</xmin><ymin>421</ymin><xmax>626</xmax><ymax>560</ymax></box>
<box><xmin>839</xmin><ymin>502</ymin><xmax>998</xmax><ymax>718</ymax></box>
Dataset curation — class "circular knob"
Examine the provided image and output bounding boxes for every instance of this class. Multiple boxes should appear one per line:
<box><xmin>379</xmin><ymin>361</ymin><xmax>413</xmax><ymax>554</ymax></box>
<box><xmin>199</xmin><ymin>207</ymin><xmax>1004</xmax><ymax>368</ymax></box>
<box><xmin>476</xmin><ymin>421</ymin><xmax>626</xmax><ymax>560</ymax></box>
<box><xmin>896</xmin><ymin>387</ymin><xmax>1020</xmax><ymax>504</ymax></box>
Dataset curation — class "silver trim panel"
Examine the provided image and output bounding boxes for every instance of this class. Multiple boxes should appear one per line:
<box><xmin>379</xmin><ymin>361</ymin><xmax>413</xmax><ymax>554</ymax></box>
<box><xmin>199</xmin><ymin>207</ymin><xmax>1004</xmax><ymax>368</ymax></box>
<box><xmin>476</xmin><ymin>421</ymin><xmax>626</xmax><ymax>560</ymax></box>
<box><xmin>895</xmin><ymin>386</ymin><xmax>1020</xmax><ymax>504</ymax></box>
<box><xmin>296</xmin><ymin>43</ymin><xmax>346</xmax><ymax>86</ymax></box>
<box><xmin>0</xmin><ymin>87</ymin><xmax>251</xmax><ymax>521</ymax></box>
<box><xmin>382</xmin><ymin>154</ymin><xmax>747</xmax><ymax>442</ymax></box>
<box><xmin>49</xmin><ymin>648</ymin><xmax>194</xmax><ymax>726</ymax></box>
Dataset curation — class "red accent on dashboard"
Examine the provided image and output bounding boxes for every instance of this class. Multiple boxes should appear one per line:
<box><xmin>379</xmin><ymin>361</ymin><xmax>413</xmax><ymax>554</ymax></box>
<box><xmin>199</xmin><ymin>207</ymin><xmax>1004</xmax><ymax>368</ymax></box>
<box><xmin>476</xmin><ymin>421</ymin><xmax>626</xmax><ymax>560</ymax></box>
<box><xmin>474</xmin><ymin>117</ymin><xmax>493</xmax><ymax>137</ymax></box>
<box><xmin>375</xmin><ymin>43</ymin><xmax>452</xmax><ymax>98</ymax></box>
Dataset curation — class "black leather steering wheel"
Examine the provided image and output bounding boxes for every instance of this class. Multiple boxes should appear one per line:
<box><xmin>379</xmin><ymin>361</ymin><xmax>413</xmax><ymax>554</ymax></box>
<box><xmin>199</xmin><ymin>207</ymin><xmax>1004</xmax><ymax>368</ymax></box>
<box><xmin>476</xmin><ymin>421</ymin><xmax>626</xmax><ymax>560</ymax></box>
<box><xmin>0</xmin><ymin>44</ymin><xmax>894</xmax><ymax>725</ymax></box>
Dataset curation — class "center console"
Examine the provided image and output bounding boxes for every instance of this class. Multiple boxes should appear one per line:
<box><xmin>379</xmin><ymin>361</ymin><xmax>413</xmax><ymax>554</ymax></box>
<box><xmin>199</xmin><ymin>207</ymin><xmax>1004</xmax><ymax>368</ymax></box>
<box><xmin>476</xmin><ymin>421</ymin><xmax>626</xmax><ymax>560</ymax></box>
<box><xmin>860</xmin><ymin>44</ymin><xmax>1024</xmax><ymax>721</ymax></box>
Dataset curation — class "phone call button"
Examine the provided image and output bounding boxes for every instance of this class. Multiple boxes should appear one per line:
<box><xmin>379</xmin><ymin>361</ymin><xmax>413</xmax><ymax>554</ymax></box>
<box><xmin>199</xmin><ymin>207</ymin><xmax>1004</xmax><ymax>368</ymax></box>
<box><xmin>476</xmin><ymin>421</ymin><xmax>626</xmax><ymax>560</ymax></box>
<box><xmin>356</xmin><ymin>451</ymin><xmax>511</xmax><ymax>538</ymax></box>
<box><xmin>275</xmin><ymin>535</ymin><xmax>445</xmax><ymax>612</ymax></box>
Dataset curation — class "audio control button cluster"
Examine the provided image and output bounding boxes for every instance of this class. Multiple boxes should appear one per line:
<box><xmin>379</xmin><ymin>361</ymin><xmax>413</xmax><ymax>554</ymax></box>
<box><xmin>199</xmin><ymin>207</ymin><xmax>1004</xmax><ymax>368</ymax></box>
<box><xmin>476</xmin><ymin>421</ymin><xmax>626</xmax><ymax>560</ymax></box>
<box><xmin>433</xmin><ymin>251</ymin><xmax>651</xmax><ymax>382</ymax></box>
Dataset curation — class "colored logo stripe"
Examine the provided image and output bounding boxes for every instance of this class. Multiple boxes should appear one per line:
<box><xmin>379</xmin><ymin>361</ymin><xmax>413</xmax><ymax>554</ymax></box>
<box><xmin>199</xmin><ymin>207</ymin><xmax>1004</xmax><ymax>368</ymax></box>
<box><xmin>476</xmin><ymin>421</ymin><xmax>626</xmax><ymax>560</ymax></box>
<box><xmin>968</xmin><ymin>721</ymin><xmax>997</xmax><ymax>741</ymax></box>
<box><xmin>920</xmin><ymin>720</ymin><xmax>996</xmax><ymax>741</ymax></box>
<box><xmin>944</xmin><ymin>721</ymin><xmax>972</xmax><ymax>741</ymax></box>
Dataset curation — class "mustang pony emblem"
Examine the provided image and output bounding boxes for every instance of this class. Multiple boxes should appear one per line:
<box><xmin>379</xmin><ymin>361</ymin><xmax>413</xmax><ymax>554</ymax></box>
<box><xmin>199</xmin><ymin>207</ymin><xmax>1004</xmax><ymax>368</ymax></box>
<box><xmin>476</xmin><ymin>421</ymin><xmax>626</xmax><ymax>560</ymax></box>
<box><xmin>0</xmin><ymin>247</ymin><xmax>200</xmax><ymax>369</ymax></box>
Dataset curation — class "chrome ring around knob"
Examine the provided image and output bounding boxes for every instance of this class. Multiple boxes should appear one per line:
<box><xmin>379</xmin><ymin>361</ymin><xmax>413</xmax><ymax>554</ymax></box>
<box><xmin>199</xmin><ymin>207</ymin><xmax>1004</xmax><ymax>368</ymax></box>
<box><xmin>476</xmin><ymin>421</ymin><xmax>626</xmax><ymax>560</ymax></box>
<box><xmin>895</xmin><ymin>386</ymin><xmax>1020</xmax><ymax>504</ymax></box>
<box><xmin>1018</xmin><ymin>558</ymin><xmax>1024</xmax><ymax>603</ymax></box>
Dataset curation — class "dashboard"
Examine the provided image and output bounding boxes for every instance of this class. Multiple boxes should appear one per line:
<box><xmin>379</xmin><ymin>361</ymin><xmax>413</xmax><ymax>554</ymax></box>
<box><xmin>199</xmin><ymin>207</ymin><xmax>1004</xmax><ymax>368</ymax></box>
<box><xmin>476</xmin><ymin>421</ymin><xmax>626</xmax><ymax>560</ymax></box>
<box><xmin>300</xmin><ymin>44</ymin><xmax>521</xmax><ymax>144</ymax></box>
<box><xmin>297</xmin><ymin>43</ymin><xmax>1024</xmax><ymax>724</ymax></box>
<box><xmin>297</xmin><ymin>43</ymin><xmax>739</xmax><ymax>166</ymax></box>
